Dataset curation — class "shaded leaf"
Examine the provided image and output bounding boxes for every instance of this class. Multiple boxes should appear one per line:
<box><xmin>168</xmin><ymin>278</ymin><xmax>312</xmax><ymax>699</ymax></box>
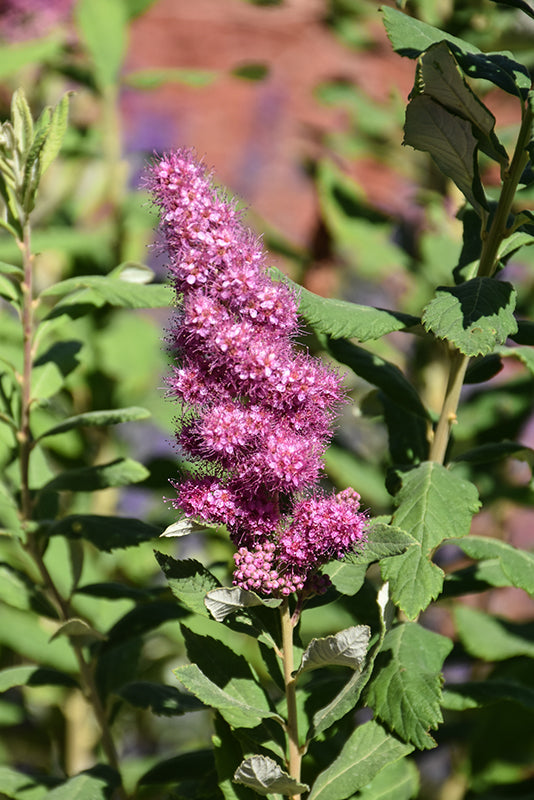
<box><xmin>138</xmin><ymin>749</ymin><xmax>216</xmax><ymax>786</ymax></box>
<box><xmin>381</xmin><ymin>462</ymin><xmax>480</xmax><ymax>619</ymax></box>
<box><xmin>45</xmin><ymin>765</ymin><xmax>120</xmax><ymax>799</ymax></box>
<box><xmin>205</xmin><ymin>587</ymin><xmax>282</xmax><ymax>622</ymax></box>
<box><xmin>115</xmin><ymin>681</ymin><xmax>204</xmax><ymax>716</ymax></box>
<box><xmin>449</xmin><ymin>534</ymin><xmax>534</xmax><ymax>595</ymax></box>
<box><xmin>422</xmin><ymin>278</ymin><xmax>517</xmax><ymax>356</ymax></box>
<box><xmin>0</xmin><ymin>665</ymin><xmax>77</xmax><ymax>692</ymax></box>
<box><xmin>50</xmin><ymin>618</ymin><xmax>107</xmax><ymax>645</ymax></box>
<box><xmin>488</xmin><ymin>0</ymin><xmax>534</xmax><ymax>20</ymax></box>
<box><xmin>497</xmin><ymin>343</ymin><xmax>534</xmax><ymax>375</ymax></box>
<box><xmin>231</xmin><ymin>63</ymin><xmax>270</xmax><ymax>81</ymax></box>
<box><xmin>39</xmin><ymin>406</ymin><xmax>150</xmax><ymax>439</ymax></box>
<box><xmin>159</xmin><ymin>517</ymin><xmax>214</xmax><ymax>538</ymax></box>
<box><xmin>43</xmin><ymin>458</ymin><xmax>149</xmax><ymax>492</ymax></box>
<box><xmin>308</xmin><ymin>720</ymin><xmax>413</xmax><ymax>800</ymax></box>
<box><xmin>49</xmin><ymin>514</ymin><xmax>159</xmax><ymax>551</ymax></box>
<box><xmin>213</xmin><ymin>715</ymin><xmax>258</xmax><ymax>800</ymax></box>
<box><xmin>351</xmin><ymin>522</ymin><xmax>418</xmax><ymax>566</ymax></box>
<box><xmin>298</xmin><ymin>625</ymin><xmax>370</xmax><ymax>674</ymax></box>
<box><xmin>365</xmin><ymin>622</ymin><xmax>452</xmax><ymax>749</ymax></box>
<box><xmin>454</xmin><ymin>605</ymin><xmax>534</xmax><ymax>660</ymax></box>
<box><xmin>381</xmin><ymin>5</ymin><xmax>480</xmax><ymax>58</ymax></box>
<box><xmin>155</xmin><ymin>553</ymin><xmax>221</xmax><ymax>616</ymax></box>
<box><xmin>442</xmin><ymin>679</ymin><xmax>534</xmax><ymax>711</ymax></box>
<box><xmin>234</xmin><ymin>755</ymin><xmax>308</xmax><ymax>796</ymax></box>
<box><xmin>41</xmin><ymin>275</ymin><xmax>171</xmax><ymax>310</ymax></box>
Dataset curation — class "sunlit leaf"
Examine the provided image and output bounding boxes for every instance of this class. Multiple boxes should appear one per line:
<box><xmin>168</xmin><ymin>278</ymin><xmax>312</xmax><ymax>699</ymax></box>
<box><xmin>43</xmin><ymin>458</ymin><xmax>149</xmax><ymax>492</ymax></box>
<box><xmin>205</xmin><ymin>587</ymin><xmax>281</xmax><ymax>622</ymax></box>
<box><xmin>454</xmin><ymin>604</ymin><xmax>534</xmax><ymax>660</ymax></box>
<box><xmin>39</xmin><ymin>406</ymin><xmax>150</xmax><ymax>439</ymax></box>
<box><xmin>298</xmin><ymin>626</ymin><xmax>370</xmax><ymax>674</ymax></box>
<box><xmin>155</xmin><ymin>553</ymin><xmax>221</xmax><ymax>616</ymax></box>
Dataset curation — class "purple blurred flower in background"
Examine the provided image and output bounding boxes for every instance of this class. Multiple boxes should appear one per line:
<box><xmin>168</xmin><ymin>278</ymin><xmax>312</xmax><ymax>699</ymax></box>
<box><xmin>148</xmin><ymin>149</ymin><xmax>367</xmax><ymax>596</ymax></box>
<box><xmin>0</xmin><ymin>0</ymin><xmax>72</xmax><ymax>40</ymax></box>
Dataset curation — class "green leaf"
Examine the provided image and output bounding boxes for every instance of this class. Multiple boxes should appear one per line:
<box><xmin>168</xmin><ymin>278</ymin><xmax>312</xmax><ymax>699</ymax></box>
<box><xmin>205</xmin><ymin>587</ymin><xmax>282</xmax><ymax>622</ymax></box>
<box><xmin>11</xmin><ymin>89</ymin><xmax>34</xmax><ymax>158</ymax></box>
<box><xmin>232</xmin><ymin>62</ymin><xmax>270</xmax><ymax>80</ymax></box>
<box><xmin>49</xmin><ymin>514</ymin><xmax>159</xmax><ymax>551</ymax></box>
<box><xmin>234</xmin><ymin>756</ymin><xmax>308</xmax><ymax>796</ymax></box>
<box><xmin>357</xmin><ymin>757</ymin><xmax>419</xmax><ymax>800</ymax></box>
<box><xmin>414</xmin><ymin>43</ymin><xmax>508</xmax><ymax>167</ymax></box>
<box><xmin>452</xmin><ymin>440</ymin><xmax>534</xmax><ymax>466</ymax></box>
<box><xmin>45</xmin><ymin>765</ymin><xmax>120</xmax><ymax>799</ymax></box>
<box><xmin>124</xmin><ymin>67</ymin><xmax>217</xmax><ymax>89</ymax></box>
<box><xmin>366</xmin><ymin>622</ymin><xmax>452</xmax><ymax>749</ymax></box>
<box><xmin>271</xmin><ymin>268</ymin><xmax>418</xmax><ymax>341</ymax></box>
<box><xmin>155</xmin><ymin>552</ymin><xmax>221</xmax><ymax>616</ymax></box>
<box><xmin>137</xmin><ymin>750</ymin><xmax>216</xmax><ymax>787</ymax></box>
<box><xmin>31</xmin><ymin>361</ymin><xmax>65</xmax><ymax>400</ymax></box>
<box><xmin>75</xmin><ymin>0</ymin><xmax>127</xmax><ymax>90</ymax></box>
<box><xmin>0</xmin><ymin>562</ymin><xmax>57</xmax><ymax>617</ymax></box>
<box><xmin>352</xmin><ymin>522</ymin><xmax>419</xmax><ymax>566</ymax></box>
<box><xmin>33</xmin><ymin>340</ymin><xmax>83</xmax><ymax>380</ymax></box>
<box><xmin>38</xmin><ymin>93</ymin><xmax>71</xmax><ymax>177</ymax></box>
<box><xmin>381</xmin><ymin>5</ymin><xmax>480</xmax><ymax>58</ymax></box>
<box><xmin>298</xmin><ymin>625</ymin><xmax>370</xmax><ymax>674</ymax></box>
<box><xmin>213</xmin><ymin>715</ymin><xmax>258</xmax><ymax>800</ymax></box>
<box><xmin>41</xmin><ymin>275</ymin><xmax>172</xmax><ymax>310</ymax></box>
<box><xmin>43</xmin><ymin>458</ymin><xmax>149</xmax><ymax>492</ymax></box>
<box><xmin>0</xmin><ymin>37</ymin><xmax>62</xmax><ymax>81</ymax></box>
<box><xmin>404</xmin><ymin>95</ymin><xmax>486</xmax><ymax>214</ymax></box>
<box><xmin>174</xmin><ymin>663</ymin><xmax>281</xmax><ymax>729</ymax></box>
<box><xmin>0</xmin><ymin>665</ymin><xmax>77</xmax><ymax>692</ymax></box>
<box><xmin>50</xmin><ymin>618</ymin><xmax>107</xmax><ymax>645</ymax></box>
<box><xmin>454</xmin><ymin>604</ymin><xmax>534</xmax><ymax>660</ymax></box>
<box><xmin>0</xmin><ymin>766</ymin><xmax>45</xmax><ymax>799</ymax></box>
<box><xmin>381</xmin><ymin>462</ymin><xmax>480</xmax><ymax>619</ymax></box>
<box><xmin>308</xmin><ymin>719</ymin><xmax>413</xmax><ymax>800</ymax></box>
<box><xmin>323</xmin><ymin>560</ymin><xmax>368</xmax><ymax>595</ymax></box>
<box><xmin>115</xmin><ymin>681</ymin><xmax>204</xmax><ymax>716</ymax></box>
<box><xmin>450</xmin><ymin>535</ymin><xmax>534</xmax><ymax>595</ymax></box>
<box><xmin>422</xmin><ymin>278</ymin><xmax>517</xmax><ymax>356</ymax></box>
<box><xmin>38</xmin><ymin>406</ymin><xmax>150</xmax><ymax>439</ymax></box>
<box><xmin>488</xmin><ymin>0</ymin><xmax>534</xmax><ymax>21</ymax></box>
<box><xmin>442</xmin><ymin>679</ymin><xmax>534</xmax><ymax>711</ymax></box>
<box><xmin>497</xmin><ymin>344</ymin><xmax>534</xmax><ymax>375</ymax></box>
<box><xmin>325</xmin><ymin>338</ymin><xmax>429</xmax><ymax>420</ymax></box>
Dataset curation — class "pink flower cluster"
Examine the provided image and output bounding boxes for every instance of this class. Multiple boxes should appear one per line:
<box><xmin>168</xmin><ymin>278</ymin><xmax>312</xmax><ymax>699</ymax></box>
<box><xmin>148</xmin><ymin>149</ymin><xmax>367</xmax><ymax>596</ymax></box>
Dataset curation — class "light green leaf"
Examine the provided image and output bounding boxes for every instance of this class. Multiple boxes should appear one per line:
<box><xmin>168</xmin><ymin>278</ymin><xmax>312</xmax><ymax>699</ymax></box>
<box><xmin>497</xmin><ymin>344</ymin><xmax>534</xmax><ymax>376</ymax></box>
<box><xmin>366</xmin><ymin>622</ymin><xmax>452</xmax><ymax>749</ymax></box>
<box><xmin>50</xmin><ymin>618</ymin><xmax>107</xmax><ymax>645</ymax></box>
<box><xmin>234</xmin><ymin>756</ymin><xmax>308</xmax><ymax>796</ymax></box>
<box><xmin>404</xmin><ymin>95</ymin><xmax>486</xmax><ymax>214</ymax></box>
<box><xmin>454</xmin><ymin>604</ymin><xmax>534</xmax><ymax>660</ymax></box>
<box><xmin>45</xmin><ymin>766</ymin><xmax>120</xmax><ymax>799</ymax></box>
<box><xmin>174</xmin><ymin>663</ymin><xmax>281</xmax><ymax>729</ymax></box>
<box><xmin>450</xmin><ymin>535</ymin><xmax>534</xmax><ymax>595</ymax></box>
<box><xmin>0</xmin><ymin>766</ymin><xmax>43</xmax><ymax>799</ymax></box>
<box><xmin>49</xmin><ymin>514</ymin><xmax>159</xmax><ymax>551</ymax></box>
<box><xmin>205</xmin><ymin>587</ymin><xmax>282</xmax><ymax>622</ymax></box>
<box><xmin>422</xmin><ymin>278</ymin><xmax>517</xmax><ymax>356</ymax></box>
<box><xmin>0</xmin><ymin>273</ymin><xmax>20</xmax><ymax>302</ymax></box>
<box><xmin>352</xmin><ymin>522</ymin><xmax>419</xmax><ymax>565</ymax></box>
<box><xmin>0</xmin><ymin>665</ymin><xmax>77</xmax><ymax>692</ymax></box>
<box><xmin>39</xmin><ymin>92</ymin><xmax>71</xmax><ymax>177</ymax></box>
<box><xmin>159</xmin><ymin>517</ymin><xmax>214</xmax><ymax>538</ymax></box>
<box><xmin>43</xmin><ymin>458</ymin><xmax>149</xmax><ymax>492</ymax></box>
<box><xmin>0</xmin><ymin>562</ymin><xmax>56</xmax><ymax>616</ymax></box>
<box><xmin>270</xmin><ymin>268</ymin><xmax>418</xmax><ymax>341</ymax></box>
<box><xmin>323</xmin><ymin>560</ymin><xmax>368</xmax><ymax>595</ymax></box>
<box><xmin>442</xmin><ymin>679</ymin><xmax>534</xmax><ymax>711</ymax></box>
<box><xmin>308</xmin><ymin>720</ymin><xmax>413</xmax><ymax>800</ymax></box>
<box><xmin>41</xmin><ymin>275</ymin><xmax>172</xmax><ymax>309</ymax></box>
<box><xmin>357</xmin><ymin>757</ymin><xmax>419</xmax><ymax>800</ymax></box>
<box><xmin>11</xmin><ymin>89</ymin><xmax>33</xmax><ymax>158</ymax></box>
<box><xmin>38</xmin><ymin>406</ymin><xmax>150</xmax><ymax>439</ymax></box>
<box><xmin>381</xmin><ymin>5</ymin><xmax>480</xmax><ymax>57</ymax></box>
<box><xmin>155</xmin><ymin>553</ymin><xmax>221</xmax><ymax>616</ymax></box>
<box><xmin>75</xmin><ymin>0</ymin><xmax>127</xmax><ymax>90</ymax></box>
<box><xmin>381</xmin><ymin>462</ymin><xmax>480</xmax><ymax>619</ymax></box>
<box><xmin>31</xmin><ymin>361</ymin><xmax>64</xmax><ymax>400</ymax></box>
<box><xmin>0</xmin><ymin>37</ymin><xmax>62</xmax><ymax>81</ymax></box>
<box><xmin>124</xmin><ymin>67</ymin><xmax>217</xmax><ymax>89</ymax></box>
<box><xmin>298</xmin><ymin>626</ymin><xmax>370</xmax><ymax>674</ymax></box>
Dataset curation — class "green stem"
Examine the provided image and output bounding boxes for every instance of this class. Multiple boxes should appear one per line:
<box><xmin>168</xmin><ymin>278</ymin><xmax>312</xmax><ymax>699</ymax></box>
<box><xmin>280</xmin><ymin>600</ymin><xmax>301</xmax><ymax>798</ymax></box>
<box><xmin>429</xmin><ymin>97</ymin><xmax>533</xmax><ymax>465</ymax></box>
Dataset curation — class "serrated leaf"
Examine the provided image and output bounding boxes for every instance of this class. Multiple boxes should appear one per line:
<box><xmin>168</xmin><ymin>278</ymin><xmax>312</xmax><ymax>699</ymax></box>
<box><xmin>41</xmin><ymin>275</ymin><xmax>171</xmax><ymax>310</ymax></box>
<box><xmin>449</xmin><ymin>535</ymin><xmax>534</xmax><ymax>595</ymax></box>
<box><xmin>404</xmin><ymin>95</ymin><xmax>486</xmax><ymax>214</ymax></box>
<box><xmin>38</xmin><ymin>406</ymin><xmax>150</xmax><ymax>439</ymax></box>
<box><xmin>497</xmin><ymin>344</ymin><xmax>534</xmax><ymax>375</ymax></box>
<box><xmin>442</xmin><ymin>679</ymin><xmax>534</xmax><ymax>711</ymax></box>
<box><xmin>381</xmin><ymin>462</ymin><xmax>480</xmax><ymax>619</ymax></box>
<box><xmin>353</xmin><ymin>522</ymin><xmax>419</xmax><ymax>565</ymax></box>
<box><xmin>174</xmin><ymin>663</ymin><xmax>281</xmax><ymax>729</ymax></box>
<box><xmin>0</xmin><ymin>665</ymin><xmax>77</xmax><ymax>692</ymax></box>
<box><xmin>308</xmin><ymin>719</ymin><xmax>413</xmax><ymax>800</ymax></box>
<box><xmin>415</xmin><ymin>43</ymin><xmax>508</xmax><ymax>166</ymax></box>
<box><xmin>43</xmin><ymin>458</ymin><xmax>149</xmax><ymax>492</ymax></box>
<box><xmin>49</xmin><ymin>514</ymin><xmax>159</xmax><ymax>551</ymax></box>
<box><xmin>75</xmin><ymin>0</ymin><xmax>127</xmax><ymax>90</ymax></box>
<box><xmin>422</xmin><ymin>278</ymin><xmax>517</xmax><ymax>356</ymax></box>
<box><xmin>325</xmin><ymin>337</ymin><xmax>428</xmax><ymax>419</ymax></box>
<box><xmin>115</xmin><ymin>681</ymin><xmax>204</xmax><ymax>716</ymax></box>
<box><xmin>454</xmin><ymin>604</ymin><xmax>534</xmax><ymax>660</ymax></box>
<box><xmin>298</xmin><ymin>625</ymin><xmax>370</xmax><ymax>674</ymax></box>
<box><xmin>270</xmin><ymin>268</ymin><xmax>418</xmax><ymax>341</ymax></box>
<box><xmin>11</xmin><ymin>89</ymin><xmax>33</xmax><ymax>157</ymax></box>
<box><xmin>155</xmin><ymin>552</ymin><xmax>221</xmax><ymax>616</ymax></box>
<box><xmin>234</xmin><ymin>755</ymin><xmax>308</xmax><ymax>796</ymax></box>
<box><xmin>205</xmin><ymin>587</ymin><xmax>282</xmax><ymax>622</ymax></box>
<box><xmin>39</xmin><ymin>92</ymin><xmax>71</xmax><ymax>177</ymax></box>
<box><xmin>50</xmin><ymin>618</ymin><xmax>107</xmax><ymax>644</ymax></box>
<box><xmin>365</xmin><ymin>623</ymin><xmax>452</xmax><ymax>749</ymax></box>
<box><xmin>45</xmin><ymin>764</ymin><xmax>120</xmax><ymax>799</ymax></box>
<box><xmin>357</xmin><ymin>758</ymin><xmax>419</xmax><ymax>800</ymax></box>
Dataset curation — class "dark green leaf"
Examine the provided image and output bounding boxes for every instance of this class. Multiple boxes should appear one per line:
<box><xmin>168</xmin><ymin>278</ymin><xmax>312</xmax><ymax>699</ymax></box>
<box><xmin>234</xmin><ymin>756</ymin><xmax>308</xmax><ymax>796</ymax></box>
<box><xmin>488</xmin><ymin>0</ymin><xmax>534</xmax><ymax>21</ymax></box>
<box><xmin>453</xmin><ymin>441</ymin><xmax>533</xmax><ymax>467</ymax></box>
<box><xmin>104</xmin><ymin>601</ymin><xmax>187</xmax><ymax>643</ymax></box>
<box><xmin>155</xmin><ymin>553</ymin><xmax>221</xmax><ymax>616</ymax></box>
<box><xmin>50</xmin><ymin>618</ymin><xmax>106</xmax><ymax>645</ymax></box>
<box><xmin>442</xmin><ymin>679</ymin><xmax>534</xmax><ymax>711</ymax></box>
<box><xmin>365</xmin><ymin>622</ymin><xmax>452</xmax><ymax>749</ymax></box>
<box><xmin>381</xmin><ymin>462</ymin><xmax>480</xmax><ymax>619</ymax></box>
<box><xmin>43</xmin><ymin>458</ymin><xmax>149</xmax><ymax>492</ymax></box>
<box><xmin>422</xmin><ymin>278</ymin><xmax>517</xmax><ymax>356</ymax></box>
<box><xmin>0</xmin><ymin>665</ymin><xmax>77</xmax><ymax>692</ymax></box>
<box><xmin>404</xmin><ymin>95</ymin><xmax>486</xmax><ymax>214</ymax></box>
<box><xmin>308</xmin><ymin>720</ymin><xmax>413</xmax><ymax>800</ymax></box>
<box><xmin>231</xmin><ymin>63</ymin><xmax>269</xmax><ymax>81</ymax></box>
<box><xmin>450</xmin><ymin>535</ymin><xmax>534</xmax><ymax>595</ymax></box>
<box><xmin>138</xmin><ymin>749</ymin><xmax>215</xmax><ymax>785</ymax></box>
<box><xmin>45</xmin><ymin>765</ymin><xmax>120</xmax><ymax>799</ymax></box>
<box><xmin>49</xmin><ymin>514</ymin><xmax>159</xmax><ymax>551</ymax></box>
<box><xmin>0</xmin><ymin>561</ymin><xmax>57</xmax><ymax>617</ymax></box>
<box><xmin>39</xmin><ymin>406</ymin><xmax>150</xmax><ymax>439</ymax></box>
<box><xmin>115</xmin><ymin>681</ymin><xmax>204</xmax><ymax>716</ymax></box>
<box><xmin>354</xmin><ymin>522</ymin><xmax>419</xmax><ymax>565</ymax></box>
<box><xmin>213</xmin><ymin>715</ymin><xmax>258</xmax><ymax>800</ymax></box>
<box><xmin>34</xmin><ymin>340</ymin><xmax>83</xmax><ymax>379</ymax></box>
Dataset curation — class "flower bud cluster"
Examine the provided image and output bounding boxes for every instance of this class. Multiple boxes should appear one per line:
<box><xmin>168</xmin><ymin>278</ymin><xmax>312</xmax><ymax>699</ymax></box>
<box><xmin>148</xmin><ymin>149</ymin><xmax>367</xmax><ymax>596</ymax></box>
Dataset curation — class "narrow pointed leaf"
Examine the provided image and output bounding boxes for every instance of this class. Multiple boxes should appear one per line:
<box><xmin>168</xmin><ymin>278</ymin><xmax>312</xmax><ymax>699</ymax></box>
<box><xmin>50</xmin><ymin>514</ymin><xmax>159</xmax><ymax>550</ymax></box>
<box><xmin>298</xmin><ymin>626</ymin><xmax>370</xmax><ymax>674</ymax></box>
<box><xmin>308</xmin><ymin>720</ymin><xmax>413</xmax><ymax>800</ymax></box>
<box><xmin>39</xmin><ymin>92</ymin><xmax>71</xmax><ymax>176</ymax></box>
<box><xmin>422</xmin><ymin>278</ymin><xmax>517</xmax><ymax>356</ymax></box>
<box><xmin>449</xmin><ymin>535</ymin><xmax>534</xmax><ymax>595</ymax></box>
<box><xmin>43</xmin><ymin>458</ymin><xmax>149</xmax><ymax>492</ymax></box>
<box><xmin>11</xmin><ymin>89</ymin><xmax>33</xmax><ymax>156</ymax></box>
<box><xmin>365</xmin><ymin>623</ymin><xmax>452</xmax><ymax>749</ymax></box>
<box><xmin>41</xmin><ymin>275</ymin><xmax>172</xmax><ymax>309</ymax></box>
<box><xmin>454</xmin><ymin>604</ymin><xmax>534</xmax><ymax>660</ymax></box>
<box><xmin>39</xmin><ymin>406</ymin><xmax>150</xmax><ymax>439</ymax></box>
<box><xmin>0</xmin><ymin>665</ymin><xmax>77</xmax><ymax>692</ymax></box>
<box><xmin>50</xmin><ymin>618</ymin><xmax>107</xmax><ymax>644</ymax></box>
<box><xmin>234</xmin><ymin>756</ymin><xmax>308</xmax><ymax>796</ymax></box>
<box><xmin>115</xmin><ymin>681</ymin><xmax>204</xmax><ymax>716</ymax></box>
<box><xmin>381</xmin><ymin>462</ymin><xmax>480</xmax><ymax>619</ymax></box>
<box><xmin>155</xmin><ymin>552</ymin><xmax>221</xmax><ymax>616</ymax></box>
<box><xmin>159</xmin><ymin>517</ymin><xmax>214</xmax><ymax>537</ymax></box>
<box><xmin>442</xmin><ymin>679</ymin><xmax>534</xmax><ymax>711</ymax></box>
<box><xmin>205</xmin><ymin>587</ymin><xmax>281</xmax><ymax>622</ymax></box>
